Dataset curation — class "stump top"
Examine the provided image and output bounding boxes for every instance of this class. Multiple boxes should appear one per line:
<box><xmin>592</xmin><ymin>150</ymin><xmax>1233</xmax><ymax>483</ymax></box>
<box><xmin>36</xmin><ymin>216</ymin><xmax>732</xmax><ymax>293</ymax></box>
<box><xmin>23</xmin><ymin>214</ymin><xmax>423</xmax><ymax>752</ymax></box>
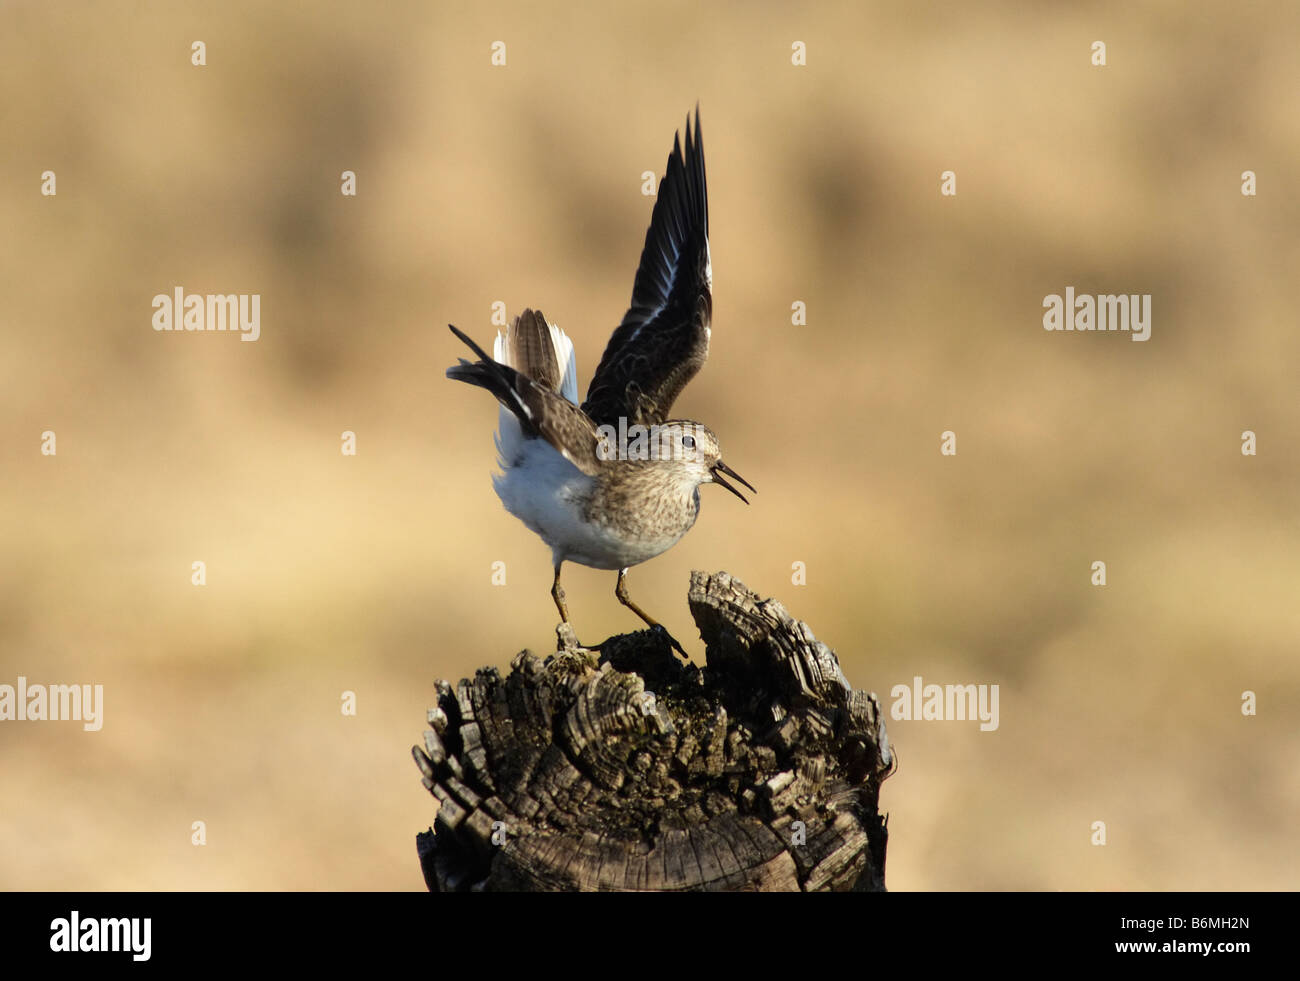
<box><xmin>414</xmin><ymin>571</ymin><xmax>892</xmax><ymax>891</ymax></box>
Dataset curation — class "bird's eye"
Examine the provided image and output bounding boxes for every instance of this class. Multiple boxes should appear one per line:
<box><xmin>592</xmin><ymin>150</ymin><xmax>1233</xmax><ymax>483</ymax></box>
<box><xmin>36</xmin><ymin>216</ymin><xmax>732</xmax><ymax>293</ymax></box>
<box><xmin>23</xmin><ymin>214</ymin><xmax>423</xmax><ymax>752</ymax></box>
<box><xmin>682</xmin><ymin>435</ymin><xmax>696</xmax><ymax>450</ymax></box>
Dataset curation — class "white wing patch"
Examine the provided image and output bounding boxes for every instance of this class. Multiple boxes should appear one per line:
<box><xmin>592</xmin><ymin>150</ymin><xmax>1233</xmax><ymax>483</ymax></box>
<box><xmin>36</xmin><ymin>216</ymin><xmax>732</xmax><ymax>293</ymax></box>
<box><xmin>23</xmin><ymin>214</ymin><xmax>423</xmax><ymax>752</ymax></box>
<box><xmin>548</xmin><ymin>321</ymin><xmax>579</xmax><ymax>405</ymax></box>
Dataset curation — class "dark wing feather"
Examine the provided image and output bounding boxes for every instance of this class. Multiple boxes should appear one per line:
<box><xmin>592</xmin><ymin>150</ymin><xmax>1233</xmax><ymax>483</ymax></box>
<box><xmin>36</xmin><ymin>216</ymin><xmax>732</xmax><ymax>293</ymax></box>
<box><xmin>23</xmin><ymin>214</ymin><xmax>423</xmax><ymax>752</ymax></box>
<box><xmin>581</xmin><ymin>107</ymin><xmax>711</xmax><ymax>429</ymax></box>
<box><xmin>446</xmin><ymin>325</ymin><xmax>601</xmax><ymax>476</ymax></box>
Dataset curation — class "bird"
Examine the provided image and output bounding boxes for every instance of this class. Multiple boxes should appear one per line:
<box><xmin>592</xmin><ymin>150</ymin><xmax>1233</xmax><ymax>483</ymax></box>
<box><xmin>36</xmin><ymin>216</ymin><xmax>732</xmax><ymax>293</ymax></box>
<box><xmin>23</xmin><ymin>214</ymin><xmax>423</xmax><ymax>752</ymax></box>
<box><xmin>446</xmin><ymin>107</ymin><xmax>753</xmax><ymax>656</ymax></box>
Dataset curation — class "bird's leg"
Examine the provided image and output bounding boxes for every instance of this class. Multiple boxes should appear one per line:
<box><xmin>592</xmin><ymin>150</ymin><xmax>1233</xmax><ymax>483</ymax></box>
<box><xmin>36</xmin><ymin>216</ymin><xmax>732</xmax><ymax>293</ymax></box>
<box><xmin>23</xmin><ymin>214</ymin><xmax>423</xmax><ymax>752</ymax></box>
<box><xmin>615</xmin><ymin>568</ymin><xmax>688</xmax><ymax>658</ymax></box>
<box><xmin>552</xmin><ymin>562</ymin><xmax>583</xmax><ymax>651</ymax></box>
<box><xmin>551</xmin><ymin>562</ymin><xmax>570</xmax><ymax>622</ymax></box>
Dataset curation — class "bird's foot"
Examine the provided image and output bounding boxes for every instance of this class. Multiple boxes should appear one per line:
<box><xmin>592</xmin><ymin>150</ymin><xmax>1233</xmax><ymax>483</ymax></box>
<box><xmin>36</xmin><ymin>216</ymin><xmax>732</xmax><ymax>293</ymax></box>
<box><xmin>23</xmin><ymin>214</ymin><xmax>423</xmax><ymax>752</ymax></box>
<box><xmin>548</xmin><ymin>624</ymin><xmax>601</xmax><ymax>676</ymax></box>
<box><xmin>556</xmin><ymin>621</ymin><xmax>583</xmax><ymax>651</ymax></box>
<box><xmin>555</xmin><ymin>622</ymin><xmax>608</xmax><ymax>654</ymax></box>
<box><xmin>651</xmin><ymin>623</ymin><xmax>690</xmax><ymax>660</ymax></box>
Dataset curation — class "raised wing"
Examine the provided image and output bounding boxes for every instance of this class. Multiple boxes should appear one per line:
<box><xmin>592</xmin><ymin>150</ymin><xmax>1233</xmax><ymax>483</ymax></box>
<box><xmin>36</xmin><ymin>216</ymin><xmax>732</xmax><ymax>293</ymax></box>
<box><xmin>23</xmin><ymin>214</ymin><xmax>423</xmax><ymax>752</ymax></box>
<box><xmin>581</xmin><ymin>107</ymin><xmax>711</xmax><ymax>429</ymax></box>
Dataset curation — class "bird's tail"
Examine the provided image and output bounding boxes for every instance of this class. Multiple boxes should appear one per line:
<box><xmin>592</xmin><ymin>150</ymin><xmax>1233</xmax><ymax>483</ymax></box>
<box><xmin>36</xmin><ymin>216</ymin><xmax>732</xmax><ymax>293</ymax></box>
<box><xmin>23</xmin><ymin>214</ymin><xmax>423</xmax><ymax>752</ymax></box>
<box><xmin>496</xmin><ymin>309</ymin><xmax>579</xmax><ymax>405</ymax></box>
<box><xmin>447</xmin><ymin>311</ymin><xmax>579</xmax><ymax>472</ymax></box>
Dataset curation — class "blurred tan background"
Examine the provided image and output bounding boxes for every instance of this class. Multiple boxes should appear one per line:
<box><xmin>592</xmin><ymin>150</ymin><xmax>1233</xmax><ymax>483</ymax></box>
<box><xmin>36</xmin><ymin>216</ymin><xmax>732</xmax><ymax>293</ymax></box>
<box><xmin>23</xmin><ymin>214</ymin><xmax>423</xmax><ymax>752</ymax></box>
<box><xmin>2</xmin><ymin>0</ymin><xmax>1297</xmax><ymax>890</ymax></box>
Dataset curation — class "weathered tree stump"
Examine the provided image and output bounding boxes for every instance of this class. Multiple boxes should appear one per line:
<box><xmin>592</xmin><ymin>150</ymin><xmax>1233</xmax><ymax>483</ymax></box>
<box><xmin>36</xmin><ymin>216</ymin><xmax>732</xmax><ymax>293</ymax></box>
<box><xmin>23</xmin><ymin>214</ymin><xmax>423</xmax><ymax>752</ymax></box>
<box><xmin>413</xmin><ymin>570</ymin><xmax>893</xmax><ymax>891</ymax></box>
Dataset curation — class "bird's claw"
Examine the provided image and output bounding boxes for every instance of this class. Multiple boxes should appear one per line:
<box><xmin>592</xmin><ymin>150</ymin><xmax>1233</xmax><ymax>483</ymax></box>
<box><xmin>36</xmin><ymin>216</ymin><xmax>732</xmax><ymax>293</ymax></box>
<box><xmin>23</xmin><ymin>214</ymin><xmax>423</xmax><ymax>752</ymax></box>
<box><xmin>651</xmin><ymin>623</ymin><xmax>690</xmax><ymax>660</ymax></box>
<box><xmin>555</xmin><ymin>622</ymin><xmax>582</xmax><ymax>651</ymax></box>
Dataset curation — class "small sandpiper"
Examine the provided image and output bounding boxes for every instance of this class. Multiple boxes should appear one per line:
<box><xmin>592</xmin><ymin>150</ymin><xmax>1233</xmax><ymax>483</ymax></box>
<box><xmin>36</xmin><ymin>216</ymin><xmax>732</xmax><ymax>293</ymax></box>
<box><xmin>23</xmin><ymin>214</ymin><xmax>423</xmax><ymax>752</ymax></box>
<box><xmin>446</xmin><ymin>107</ymin><xmax>753</xmax><ymax>655</ymax></box>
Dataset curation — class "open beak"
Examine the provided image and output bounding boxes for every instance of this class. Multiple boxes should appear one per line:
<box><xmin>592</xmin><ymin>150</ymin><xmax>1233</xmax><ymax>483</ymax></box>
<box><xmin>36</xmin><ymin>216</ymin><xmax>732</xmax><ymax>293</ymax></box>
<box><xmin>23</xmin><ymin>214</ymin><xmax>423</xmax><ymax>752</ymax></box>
<box><xmin>711</xmin><ymin>461</ymin><xmax>756</xmax><ymax>504</ymax></box>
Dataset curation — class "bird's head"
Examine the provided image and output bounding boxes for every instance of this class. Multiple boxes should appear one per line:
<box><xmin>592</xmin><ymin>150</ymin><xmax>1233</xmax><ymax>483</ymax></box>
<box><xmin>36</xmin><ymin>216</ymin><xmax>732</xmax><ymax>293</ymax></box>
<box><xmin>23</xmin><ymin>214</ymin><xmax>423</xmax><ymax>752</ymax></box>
<box><xmin>655</xmin><ymin>421</ymin><xmax>755</xmax><ymax>504</ymax></box>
